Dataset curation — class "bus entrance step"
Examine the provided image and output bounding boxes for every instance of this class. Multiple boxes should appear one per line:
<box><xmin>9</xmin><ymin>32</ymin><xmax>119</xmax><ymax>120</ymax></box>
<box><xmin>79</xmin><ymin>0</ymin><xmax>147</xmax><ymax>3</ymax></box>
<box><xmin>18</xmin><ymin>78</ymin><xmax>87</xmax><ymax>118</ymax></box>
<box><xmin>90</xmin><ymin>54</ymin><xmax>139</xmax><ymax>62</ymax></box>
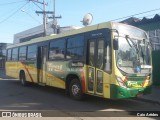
<box><xmin>38</xmin><ymin>83</ymin><xmax>46</xmax><ymax>86</ymax></box>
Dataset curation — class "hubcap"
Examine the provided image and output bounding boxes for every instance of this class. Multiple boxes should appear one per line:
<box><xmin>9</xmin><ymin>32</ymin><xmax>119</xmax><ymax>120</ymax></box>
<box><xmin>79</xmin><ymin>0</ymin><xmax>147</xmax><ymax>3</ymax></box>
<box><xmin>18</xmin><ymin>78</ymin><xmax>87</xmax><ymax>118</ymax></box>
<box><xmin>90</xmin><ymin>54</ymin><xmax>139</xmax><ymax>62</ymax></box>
<box><xmin>72</xmin><ymin>85</ymin><xmax>79</xmax><ymax>96</ymax></box>
<box><xmin>21</xmin><ymin>75</ymin><xmax>25</xmax><ymax>85</ymax></box>
<box><xmin>22</xmin><ymin>78</ymin><xmax>24</xmax><ymax>84</ymax></box>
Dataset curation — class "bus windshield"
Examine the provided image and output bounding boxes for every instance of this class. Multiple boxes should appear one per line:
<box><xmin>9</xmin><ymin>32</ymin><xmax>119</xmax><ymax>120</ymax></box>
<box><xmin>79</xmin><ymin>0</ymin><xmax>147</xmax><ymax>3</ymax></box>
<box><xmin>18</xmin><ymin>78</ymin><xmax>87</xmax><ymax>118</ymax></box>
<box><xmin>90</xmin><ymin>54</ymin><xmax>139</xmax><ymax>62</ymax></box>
<box><xmin>112</xmin><ymin>23</ymin><xmax>152</xmax><ymax>75</ymax></box>
<box><xmin>116</xmin><ymin>36</ymin><xmax>152</xmax><ymax>75</ymax></box>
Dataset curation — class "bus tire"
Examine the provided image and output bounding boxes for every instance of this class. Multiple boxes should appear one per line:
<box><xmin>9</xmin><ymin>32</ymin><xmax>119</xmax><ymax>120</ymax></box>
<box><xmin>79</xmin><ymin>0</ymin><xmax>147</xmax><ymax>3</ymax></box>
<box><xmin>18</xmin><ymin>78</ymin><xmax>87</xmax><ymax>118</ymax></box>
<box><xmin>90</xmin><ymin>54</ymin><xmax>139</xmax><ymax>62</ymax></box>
<box><xmin>69</xmin><ymin>79</ymin><xmax>83</xmax><ymax>100</ymax></box>
<box><xmin>20</xmin><ymin>72</ymin><xmax>27</xmax><ymax>86</ymax></box>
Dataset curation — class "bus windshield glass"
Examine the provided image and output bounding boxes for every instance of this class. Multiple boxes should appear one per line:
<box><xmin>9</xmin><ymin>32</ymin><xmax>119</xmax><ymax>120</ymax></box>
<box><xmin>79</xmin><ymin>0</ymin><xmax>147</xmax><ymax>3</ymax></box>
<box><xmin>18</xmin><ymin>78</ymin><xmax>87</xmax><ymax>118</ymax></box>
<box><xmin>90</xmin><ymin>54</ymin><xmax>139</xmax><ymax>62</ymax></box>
<box><xmin>113</xmin><ymin>23</ymin><xmax>152</xmax><ymax>74</ymax></box>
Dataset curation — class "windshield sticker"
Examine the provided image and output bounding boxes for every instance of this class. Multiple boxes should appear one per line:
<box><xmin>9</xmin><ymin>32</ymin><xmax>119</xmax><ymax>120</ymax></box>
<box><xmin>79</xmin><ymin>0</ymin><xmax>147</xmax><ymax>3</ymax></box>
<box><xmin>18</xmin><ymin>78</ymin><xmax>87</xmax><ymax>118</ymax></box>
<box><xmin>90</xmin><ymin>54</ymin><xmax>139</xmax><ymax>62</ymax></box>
<box><xmin>135</xmin><ymin>66</ymin><xmax>141</xmax><ymax>73</ymax></box>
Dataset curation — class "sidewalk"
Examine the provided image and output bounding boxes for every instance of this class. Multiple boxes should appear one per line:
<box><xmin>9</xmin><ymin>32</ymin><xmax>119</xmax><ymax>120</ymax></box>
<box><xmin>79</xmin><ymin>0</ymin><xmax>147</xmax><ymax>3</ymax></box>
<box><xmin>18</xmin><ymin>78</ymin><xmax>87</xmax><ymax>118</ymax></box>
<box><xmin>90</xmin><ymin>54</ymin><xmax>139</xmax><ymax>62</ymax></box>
<box><xmin>0</xmin><ymin>68</ymin><xmax>13</xmax><ymax>79</ymax></box>
<box><xmin>0</xmin><ymin>68</ymin><xmax>6</xmax><ymax>79</ymax></box>
<box><xmin>136</xmin><ymin>86</ymin><xmax>160</xmax><ymax>105</ymax></box>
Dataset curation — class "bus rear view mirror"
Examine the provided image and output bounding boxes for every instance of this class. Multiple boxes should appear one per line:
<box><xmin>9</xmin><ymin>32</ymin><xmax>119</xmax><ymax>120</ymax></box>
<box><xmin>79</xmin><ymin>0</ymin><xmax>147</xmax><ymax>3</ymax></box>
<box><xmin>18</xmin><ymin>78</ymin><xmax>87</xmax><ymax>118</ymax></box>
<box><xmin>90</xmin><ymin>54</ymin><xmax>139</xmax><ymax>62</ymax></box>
<box><xmin>113</xmin><ymin>39</ymin><xmax>119</xmax><ymax>50</ymax></box>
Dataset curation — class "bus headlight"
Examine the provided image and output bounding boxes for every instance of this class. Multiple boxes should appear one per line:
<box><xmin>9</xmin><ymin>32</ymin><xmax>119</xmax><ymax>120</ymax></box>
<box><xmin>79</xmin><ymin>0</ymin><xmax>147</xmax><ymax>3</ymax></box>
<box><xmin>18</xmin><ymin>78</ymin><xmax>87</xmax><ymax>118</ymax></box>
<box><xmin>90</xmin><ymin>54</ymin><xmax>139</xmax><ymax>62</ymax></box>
<box><xmin>116</xmin><ymin>76</ymin><xmax>127</xmax><ymax>88</ymax></box>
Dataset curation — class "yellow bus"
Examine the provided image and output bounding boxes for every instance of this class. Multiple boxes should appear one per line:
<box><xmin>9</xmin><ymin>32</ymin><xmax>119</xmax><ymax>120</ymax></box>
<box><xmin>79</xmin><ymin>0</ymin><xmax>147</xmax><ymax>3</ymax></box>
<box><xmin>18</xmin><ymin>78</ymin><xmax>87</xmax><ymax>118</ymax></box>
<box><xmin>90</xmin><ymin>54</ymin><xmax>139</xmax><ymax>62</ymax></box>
<box><xmin>6</xmin><ymin>22</ymin><xmax>152</xmax><ymax>100</ymax></box>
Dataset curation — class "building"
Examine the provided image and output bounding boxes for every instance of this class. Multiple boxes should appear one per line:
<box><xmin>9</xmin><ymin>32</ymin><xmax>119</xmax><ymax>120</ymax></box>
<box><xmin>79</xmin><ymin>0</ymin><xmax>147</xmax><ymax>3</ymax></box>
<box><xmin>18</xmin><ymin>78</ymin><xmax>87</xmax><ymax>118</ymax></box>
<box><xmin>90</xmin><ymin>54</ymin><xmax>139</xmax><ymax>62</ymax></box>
<box><xmin>121</xmin><ymin>14</ymin><xmax>160</xmax><ymax>85</ymax></box>
<box><xmin>14</xmin><ymin>21</ymin><xmax>81</xmax><ymax>44</ymax></box>
<box><xmin>121</xmin><ymin>14</ymin><xmax>160</xmax><ymax>50</ymax></box>
<box><xmin>0</xmin><ymin>43</ymin><xmax>7</xmax><ymax>68</ymax></box>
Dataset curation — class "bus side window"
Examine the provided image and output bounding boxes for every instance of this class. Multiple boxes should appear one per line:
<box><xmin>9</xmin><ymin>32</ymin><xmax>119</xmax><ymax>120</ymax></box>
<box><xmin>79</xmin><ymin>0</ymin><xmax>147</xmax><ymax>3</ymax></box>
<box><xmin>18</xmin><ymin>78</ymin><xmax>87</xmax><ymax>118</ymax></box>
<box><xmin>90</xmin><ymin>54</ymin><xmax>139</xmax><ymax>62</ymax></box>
<box><xmin>7</xmin><ymin>49</ymin><xmax>12</xmax><ymax>61</ymax></box>
<box><xmin>97</xmin><ymin>39</ymin><xmax>104</xmax><ymax>69</ymax></box>
<box><xmin>19</xmin><ymin>46</ymin><xmax>27</xmax><ymax>61</ymax></box>
<box><xmin>104</xmin><ymin>41</ymin><xmax>111</xmax><ymax>72</ymax></box>
<box><xmin>12</xmin><ymin>48</ymin><xmax>18</xmax><ymax>61</ymax></box>
<box><xmin>49</xmin><ymin>39</ymin><xmax>65</xmax><ymax>60</ymax></box>
<box><xmin>89</xmin><ymin>41</ymin><xmax>95</xmax><ymax>66</ymax></box>
<box><xmin>27</xmin><ymin>45</ymin><xmax>37</xmax><ymax>61</ymax></box>
<box><xmin>66</xmin><ymin>35</ymin><xmax>84</xmax><ymax>60</ymax></box>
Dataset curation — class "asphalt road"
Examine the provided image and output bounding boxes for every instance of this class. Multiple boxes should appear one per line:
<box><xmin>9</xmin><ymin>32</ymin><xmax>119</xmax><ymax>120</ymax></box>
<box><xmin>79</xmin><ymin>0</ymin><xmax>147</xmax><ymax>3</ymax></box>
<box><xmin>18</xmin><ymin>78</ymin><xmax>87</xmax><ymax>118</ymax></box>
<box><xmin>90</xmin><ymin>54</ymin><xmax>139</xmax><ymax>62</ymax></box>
<box><xmin>0</xmin><ymin>79</ymin><xmax>159</xmax><ymax>119</ymax></box>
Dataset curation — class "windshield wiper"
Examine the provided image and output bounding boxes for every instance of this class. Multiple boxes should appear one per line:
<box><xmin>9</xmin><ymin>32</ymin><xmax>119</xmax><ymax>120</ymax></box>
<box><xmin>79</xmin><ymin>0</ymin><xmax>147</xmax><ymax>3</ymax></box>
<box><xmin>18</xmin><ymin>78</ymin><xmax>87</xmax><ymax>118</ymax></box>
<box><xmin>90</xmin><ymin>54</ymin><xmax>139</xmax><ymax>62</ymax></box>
<box><xmin>125</xmin><ymin>35</ymin><xmax>139</xmax><ymax>53</ymax></box>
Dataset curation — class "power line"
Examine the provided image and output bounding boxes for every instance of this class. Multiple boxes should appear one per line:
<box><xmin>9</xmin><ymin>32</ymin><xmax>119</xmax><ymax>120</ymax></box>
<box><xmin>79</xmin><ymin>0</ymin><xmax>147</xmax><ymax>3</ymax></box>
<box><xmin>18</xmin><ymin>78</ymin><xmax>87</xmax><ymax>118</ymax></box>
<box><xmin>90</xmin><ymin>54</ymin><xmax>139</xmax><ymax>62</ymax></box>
<box><xmin>138</xmin><ymin>13</ymin><xmax>160</xmax><ymax>19</ymax></box>
<box><xmin>31</xmin><ymin>1</ymin><xmax>44</xmax><ymax>11</ymax></box>
<box><xmin>0</xmin><ymin>2</ymin><xmax>29</xmax><ymax>24</ymax></box>
<box><xmin>21</xmin><ymin>10</ymin><xmax>42</xmax><ymax>24</ymax></box>
<box><xmin>111</xmin><ymin>7</ymin><xmax>160</xmax><ymax>21</ymax></box>
<box><xmin>0</xmin><ymin>1</ymin><xmax>25</xmax><ymax>6</ymax></box>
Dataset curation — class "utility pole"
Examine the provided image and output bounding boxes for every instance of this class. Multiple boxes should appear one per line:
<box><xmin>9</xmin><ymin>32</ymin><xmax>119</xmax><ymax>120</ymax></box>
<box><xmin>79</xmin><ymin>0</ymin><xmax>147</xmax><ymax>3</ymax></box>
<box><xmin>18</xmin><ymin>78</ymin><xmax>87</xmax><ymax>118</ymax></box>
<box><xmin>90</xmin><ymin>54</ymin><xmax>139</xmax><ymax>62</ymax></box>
<box><xmin>48</xmin><ymin>0</ymin><xmax>62</xmax><ymax>34</ymax></box>
<box><xmin>43</xmin><ymin>0</ymin><xmax>46</xmax><ymax>36</ymax></box>
<box><xmin>29</xmin><ymin>0</ymin><xmax>52</xmax><ymax>36</ymax></box>
<box><xmin>29</xmin><ymin>0</ymin><xmax>61</xmax><ymax>35</ymax></box>
<box><xmin>53</xmin><ymin>0</ymin><xmax>56</xmax><ymax>34</ymax></box>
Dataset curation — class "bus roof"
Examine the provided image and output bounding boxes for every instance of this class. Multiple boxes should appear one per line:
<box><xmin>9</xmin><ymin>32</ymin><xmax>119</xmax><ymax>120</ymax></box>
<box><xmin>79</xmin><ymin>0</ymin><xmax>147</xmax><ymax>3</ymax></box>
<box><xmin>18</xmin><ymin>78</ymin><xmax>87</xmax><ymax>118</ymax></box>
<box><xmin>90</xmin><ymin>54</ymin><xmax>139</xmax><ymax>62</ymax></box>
<box><xmin>7</xmin><ymin>21</ymin><xmax>145</xmax><ymax>49</ymax></box>
<box><xmin>7</xmin><ymin>21</ymin><xmax>113</xmax><ymax>49</ymax></box>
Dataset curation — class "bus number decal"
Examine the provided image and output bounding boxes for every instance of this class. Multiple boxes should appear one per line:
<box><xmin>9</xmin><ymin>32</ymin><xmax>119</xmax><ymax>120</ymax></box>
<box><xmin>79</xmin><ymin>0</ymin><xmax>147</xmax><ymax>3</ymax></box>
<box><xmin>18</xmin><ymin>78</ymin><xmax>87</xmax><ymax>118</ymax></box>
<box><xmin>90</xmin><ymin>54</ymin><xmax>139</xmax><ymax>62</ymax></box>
<box><xmin>47</xmin><ymin>63</ymin><xmax>63</xmax><ymax>72</ymax></box>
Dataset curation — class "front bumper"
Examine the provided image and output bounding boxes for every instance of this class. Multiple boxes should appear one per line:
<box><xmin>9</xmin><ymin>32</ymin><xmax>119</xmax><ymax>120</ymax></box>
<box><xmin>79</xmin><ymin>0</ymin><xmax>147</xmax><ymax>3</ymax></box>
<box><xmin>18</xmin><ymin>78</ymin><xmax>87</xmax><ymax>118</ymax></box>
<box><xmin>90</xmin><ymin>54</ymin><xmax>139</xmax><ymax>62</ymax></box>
<box><xmin>110</xmin><ymin>84</ymin><xmax>152</xmax><ymax>99</ymax></box>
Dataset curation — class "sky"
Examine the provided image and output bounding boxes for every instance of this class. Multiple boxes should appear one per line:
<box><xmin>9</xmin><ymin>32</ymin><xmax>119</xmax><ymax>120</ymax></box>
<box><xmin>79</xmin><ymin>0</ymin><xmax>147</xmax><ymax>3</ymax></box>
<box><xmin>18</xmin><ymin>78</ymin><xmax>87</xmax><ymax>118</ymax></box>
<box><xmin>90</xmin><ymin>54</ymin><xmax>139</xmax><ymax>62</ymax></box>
<box><xmin>0</xmin><ymin>0</ymin><xmax>160</xmax><ymax>43</ymax></box>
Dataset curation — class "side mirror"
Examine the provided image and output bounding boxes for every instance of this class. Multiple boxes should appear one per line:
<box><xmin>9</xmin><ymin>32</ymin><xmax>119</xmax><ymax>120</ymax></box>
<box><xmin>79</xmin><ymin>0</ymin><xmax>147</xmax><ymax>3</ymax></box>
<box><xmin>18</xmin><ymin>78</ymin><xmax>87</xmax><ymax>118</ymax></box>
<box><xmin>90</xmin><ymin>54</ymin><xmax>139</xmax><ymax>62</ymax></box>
<box><xmin>113</xmin><ymin>39</ymin><xmax>119</xmax><ymax>50</ymax></box>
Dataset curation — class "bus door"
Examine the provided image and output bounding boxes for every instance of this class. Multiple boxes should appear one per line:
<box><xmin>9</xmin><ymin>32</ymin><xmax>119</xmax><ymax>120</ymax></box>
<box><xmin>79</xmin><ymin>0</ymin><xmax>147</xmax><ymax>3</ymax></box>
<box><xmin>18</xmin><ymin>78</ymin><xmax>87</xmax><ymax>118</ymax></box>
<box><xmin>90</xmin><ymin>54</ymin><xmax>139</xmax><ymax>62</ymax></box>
<box><xmin>37</xmin><ymin>46</ymin><xmax>47</xmax><ymax>84</ymax></box>
<box><xmin>87</xmin><ymin>39</ymin><xmax>104</xmax><ymax>95</ymax></box>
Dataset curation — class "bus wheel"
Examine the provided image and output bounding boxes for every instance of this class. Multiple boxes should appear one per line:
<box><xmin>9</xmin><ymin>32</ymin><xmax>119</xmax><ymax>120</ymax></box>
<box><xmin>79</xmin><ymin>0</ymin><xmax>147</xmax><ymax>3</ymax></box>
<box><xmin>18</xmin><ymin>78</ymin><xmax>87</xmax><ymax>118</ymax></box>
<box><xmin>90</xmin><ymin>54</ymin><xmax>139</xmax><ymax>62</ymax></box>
<box><xmin>20</xmin><ymin>72</ymin><xmax>27</xmax><ymax>86</ymax></box>
<box><xmin>69</xmin><ymin>79</ymin><xmax>83</xmax><ymax>100</ymax></box>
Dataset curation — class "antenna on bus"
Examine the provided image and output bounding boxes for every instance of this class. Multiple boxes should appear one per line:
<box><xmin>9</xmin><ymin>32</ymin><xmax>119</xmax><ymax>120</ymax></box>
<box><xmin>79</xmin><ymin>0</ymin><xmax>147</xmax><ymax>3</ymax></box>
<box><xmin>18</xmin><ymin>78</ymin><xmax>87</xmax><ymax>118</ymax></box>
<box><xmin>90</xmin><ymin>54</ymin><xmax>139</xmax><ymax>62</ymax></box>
<box><xmin>81</xmin><ymin>13</ymin><xmax>93</xmax><ymax>26</ymax></box>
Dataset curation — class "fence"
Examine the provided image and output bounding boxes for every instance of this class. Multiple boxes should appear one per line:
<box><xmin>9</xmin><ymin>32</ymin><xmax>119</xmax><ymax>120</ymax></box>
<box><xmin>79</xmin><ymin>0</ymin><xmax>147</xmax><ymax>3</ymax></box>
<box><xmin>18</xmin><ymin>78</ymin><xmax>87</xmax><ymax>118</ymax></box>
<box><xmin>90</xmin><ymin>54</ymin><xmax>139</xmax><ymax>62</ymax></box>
<box><xmin>152</xmin><ymin>50</ymin><xmax>160</xmax><ymax>85</ymax></box>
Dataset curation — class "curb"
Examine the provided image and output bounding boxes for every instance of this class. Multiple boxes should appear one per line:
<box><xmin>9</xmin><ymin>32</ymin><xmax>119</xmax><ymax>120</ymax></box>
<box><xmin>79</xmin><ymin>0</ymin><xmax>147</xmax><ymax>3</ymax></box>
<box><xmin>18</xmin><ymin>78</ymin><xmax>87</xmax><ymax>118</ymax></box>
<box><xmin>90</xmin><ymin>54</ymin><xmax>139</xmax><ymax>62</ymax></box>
<box><xmin>134</xmin><ymin>97</ymin><xmax>160</xmax><ymax>105</ymax></box>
